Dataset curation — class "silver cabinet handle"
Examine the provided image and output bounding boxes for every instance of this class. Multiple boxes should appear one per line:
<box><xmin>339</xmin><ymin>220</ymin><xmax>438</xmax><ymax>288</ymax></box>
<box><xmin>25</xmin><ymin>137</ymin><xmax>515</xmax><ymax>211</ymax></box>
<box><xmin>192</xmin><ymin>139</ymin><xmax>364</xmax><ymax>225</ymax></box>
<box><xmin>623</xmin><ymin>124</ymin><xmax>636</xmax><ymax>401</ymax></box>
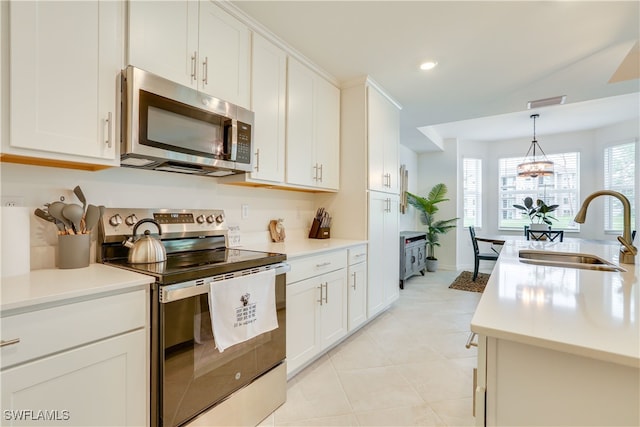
<box><xmin>191</xmin><ymin>51</ymin><xmax>197</xmax><ymax>82</ymax></box>
<box><xmin>0</xmin><ymin>338</ymin><xmax>20</xmax><ymax>348</ymax></box>
<box><xmin>315</xmin><ymin>262</ymin><xmax>331</xmax><ymax>268</ymax></box>
<box><xmin>317</xmin><ymin>284</ymin><xmax>323</xmax><ymax>306</ymax></box>
<box><xmin>351</xmin><ymin>272</ymin><xmax>357</xmax><ymax>290</ymax></box>
<box><xmin>465</xmin><ymin>332</ymin><xmax>478</xmax><ymax>349</ymax></box>
<box><xmin>323</xmin><ymin>282</ymin><xmax>328</xmax><ymax>304</ymax></box>
<box><xmin>105</xmin><ymin>112</ymin><xmax>112</xmax><ymax>148</ymax></box>
<box><xmin>318</xmin><ymin>164</ymin><xmax>323</xmax><ymax>182</ymax></box>
<box><xmin>254</xmin><ymin>148</ymin><xmax>260</xmax><ymax>172</ymax></box>
<box><xmin>313</xmin><ymin>164</ymin><xmax>318</xmax><ymax>181</ymax></box>
<box><xmin>202</xmin><ymin>57</ymin><xmax>209</xmax><ymax>85</ymax></box>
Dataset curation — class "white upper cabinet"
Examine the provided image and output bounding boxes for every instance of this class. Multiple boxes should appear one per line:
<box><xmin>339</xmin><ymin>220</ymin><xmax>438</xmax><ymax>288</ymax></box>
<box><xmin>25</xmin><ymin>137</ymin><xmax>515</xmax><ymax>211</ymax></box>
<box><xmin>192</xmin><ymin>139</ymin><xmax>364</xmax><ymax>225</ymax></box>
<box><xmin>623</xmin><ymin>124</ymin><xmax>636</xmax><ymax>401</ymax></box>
<box><xmin>286</xmin><ymin>57</ymin><xmax>340</xmax><ymax>191</ymax></box>
<box><xmin>248</xmin><ymin>33</ymin><xmax>287</xmax><ymax>183</ymax></box>
<box><xmin>6</xmin><ymin>0</ymin><xmax>122</xmax><ymax>166</ymax></box>
<box><xmin>127</xmin><ymin>0</ymin><xmax>250</xmax><ymax>108</ymax></box>
<box><xmin>368</xmin><ymin>86</ymin><xmax>400</xmax><ymax>193</ymax></box>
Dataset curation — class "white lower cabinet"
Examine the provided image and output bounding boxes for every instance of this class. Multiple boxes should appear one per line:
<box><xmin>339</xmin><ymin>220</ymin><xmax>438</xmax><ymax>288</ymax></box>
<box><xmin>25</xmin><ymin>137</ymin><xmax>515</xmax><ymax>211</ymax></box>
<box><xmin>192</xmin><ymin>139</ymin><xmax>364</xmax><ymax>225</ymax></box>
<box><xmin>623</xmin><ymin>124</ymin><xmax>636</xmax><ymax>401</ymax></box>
<box><xmin>0</xmin><ymin>290</ymin><xmax>148</xmax><ymax>426</ymax></box>
<box><xmin>347</xmin><ymin>245</ymin><xmax>368</xmax><ymax>331</ymax></box>
<box><xmin>286</xmin><ymin>250</ymin><xmax>347</xmax><ymax>375</ymax></box>
<box><xmin>476</xmin><ymin>335</ymin><xmax>640</xmax><ymax>426</ymax></box>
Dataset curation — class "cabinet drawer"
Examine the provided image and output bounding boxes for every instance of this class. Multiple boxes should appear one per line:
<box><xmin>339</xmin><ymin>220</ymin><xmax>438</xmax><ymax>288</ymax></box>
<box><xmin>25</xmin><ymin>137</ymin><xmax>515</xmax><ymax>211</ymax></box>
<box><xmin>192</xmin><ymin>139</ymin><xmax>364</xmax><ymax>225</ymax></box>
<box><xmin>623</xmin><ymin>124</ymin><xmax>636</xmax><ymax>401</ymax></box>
<box><xmin>287</xmin><ymin>250</ymin><xmax>347</xmax><ymax>284</ymax></box>
<box><xmin>348</xmin><ymin>245</ymin><xmax>367</xmax><ymax>265</ymax></box>
<box><xmin>1</xmin><ymin>290</ymin><xmax>146</xmax><ymax>369</ymax></box>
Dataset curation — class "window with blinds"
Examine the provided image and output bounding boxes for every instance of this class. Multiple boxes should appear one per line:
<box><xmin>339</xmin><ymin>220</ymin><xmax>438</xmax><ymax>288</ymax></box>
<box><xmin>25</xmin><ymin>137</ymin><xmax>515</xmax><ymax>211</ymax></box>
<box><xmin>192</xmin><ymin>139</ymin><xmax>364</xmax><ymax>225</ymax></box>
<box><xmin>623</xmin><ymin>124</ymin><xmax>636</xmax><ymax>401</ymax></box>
<box><xmin>604</xmin><ymin>142</ymin><xmax>636</xmax><ymax>232</ymax></box>
<box><xmin>463</xmin><ymin>158</ymin><xmax>482</xmax><ymax>227</ymax></box>
<box><xmin>498</xmin><ymin>152</ymin><xmax>580</xmax><ymax>230</ymax></box>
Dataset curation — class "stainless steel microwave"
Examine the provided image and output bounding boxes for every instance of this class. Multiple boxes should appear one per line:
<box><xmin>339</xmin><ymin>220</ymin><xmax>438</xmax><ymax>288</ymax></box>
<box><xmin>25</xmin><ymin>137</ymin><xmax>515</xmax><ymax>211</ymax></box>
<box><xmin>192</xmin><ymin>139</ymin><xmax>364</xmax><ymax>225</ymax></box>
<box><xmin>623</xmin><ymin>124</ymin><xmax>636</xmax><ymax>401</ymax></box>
<box><xmin>120</xmin><ymin>66</ymin><xmax>253</xmax><ymax>176</ymax></box>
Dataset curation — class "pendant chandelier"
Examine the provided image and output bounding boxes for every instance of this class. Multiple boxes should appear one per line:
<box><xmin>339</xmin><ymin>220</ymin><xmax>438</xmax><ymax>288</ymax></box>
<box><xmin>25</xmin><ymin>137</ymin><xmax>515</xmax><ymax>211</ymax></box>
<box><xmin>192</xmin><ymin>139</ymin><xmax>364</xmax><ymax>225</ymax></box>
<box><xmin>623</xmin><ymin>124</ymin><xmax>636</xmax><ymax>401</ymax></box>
<box><xmin>517</xmin><ymin>114</ymin><xmax>554</xmax><ymax>178</ymax></box>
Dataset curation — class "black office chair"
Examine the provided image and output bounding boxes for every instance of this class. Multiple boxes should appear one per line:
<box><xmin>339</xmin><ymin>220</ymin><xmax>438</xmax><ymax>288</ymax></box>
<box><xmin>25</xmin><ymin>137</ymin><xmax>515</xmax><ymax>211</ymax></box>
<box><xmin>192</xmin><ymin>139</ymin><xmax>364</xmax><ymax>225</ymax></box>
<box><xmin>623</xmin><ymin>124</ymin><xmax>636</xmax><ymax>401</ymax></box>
<box><xmin>469</xmin><ymin>226</ymin><xmax>504</xmax><ymax>281</ymax></box>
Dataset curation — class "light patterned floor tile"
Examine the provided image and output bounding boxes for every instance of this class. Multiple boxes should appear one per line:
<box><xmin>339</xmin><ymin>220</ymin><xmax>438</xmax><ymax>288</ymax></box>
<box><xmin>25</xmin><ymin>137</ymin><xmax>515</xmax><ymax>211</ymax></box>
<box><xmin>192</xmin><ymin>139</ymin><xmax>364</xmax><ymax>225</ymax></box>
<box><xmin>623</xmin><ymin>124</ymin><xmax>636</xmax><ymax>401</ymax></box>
<box><xmin>355</xmin><ymin>403</ymin><xmax>446</xmax><ymax>426</ymax></box>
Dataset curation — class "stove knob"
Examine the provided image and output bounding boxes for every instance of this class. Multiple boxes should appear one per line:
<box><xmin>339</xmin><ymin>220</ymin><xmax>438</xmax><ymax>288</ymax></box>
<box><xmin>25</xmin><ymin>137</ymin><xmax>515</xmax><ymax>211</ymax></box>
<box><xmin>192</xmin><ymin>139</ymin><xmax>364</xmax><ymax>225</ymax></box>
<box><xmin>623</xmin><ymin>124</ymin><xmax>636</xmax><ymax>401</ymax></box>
<box><xmin>206</xmin><ymin>215</ymin><xmax>215</xmax><ymax>224</ymax></box>
<box><xmin>125</xmin><ymin>214</ymin><xmax>138</xmax><ymax>226</ymax></box>
<box><xmin>215</xmin><ymin>214</ymin><xmax>225</xmax><ymax>224</ymax></box>
<box><xmin>109</xmin><ymin>214</ymin><xmax>123</xmax><ymax>227</ymax></box>
<box><xmin>196</xmin><ymin>214</ymin><xmax>206</xmax><ymax>224</ymax></box>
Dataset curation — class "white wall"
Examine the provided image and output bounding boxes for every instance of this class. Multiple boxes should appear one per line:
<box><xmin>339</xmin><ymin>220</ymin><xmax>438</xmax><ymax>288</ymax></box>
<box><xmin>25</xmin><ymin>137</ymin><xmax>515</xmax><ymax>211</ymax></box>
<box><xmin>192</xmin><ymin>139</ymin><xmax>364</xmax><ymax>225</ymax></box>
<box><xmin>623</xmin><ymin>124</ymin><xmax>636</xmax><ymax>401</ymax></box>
<box><xmin>432</xmin><ymin>118</ymin><xmax>639</xmax><ymax>271</ymax></box>
<box><xmin>415</xmin><ymin>138</ymin><xmax>459</xmax><ymax>270</ymax></box>
<box><xmin>0</xmin><ymin>163</ymin><xmax>317</xmax><ymax>269</ymax></box>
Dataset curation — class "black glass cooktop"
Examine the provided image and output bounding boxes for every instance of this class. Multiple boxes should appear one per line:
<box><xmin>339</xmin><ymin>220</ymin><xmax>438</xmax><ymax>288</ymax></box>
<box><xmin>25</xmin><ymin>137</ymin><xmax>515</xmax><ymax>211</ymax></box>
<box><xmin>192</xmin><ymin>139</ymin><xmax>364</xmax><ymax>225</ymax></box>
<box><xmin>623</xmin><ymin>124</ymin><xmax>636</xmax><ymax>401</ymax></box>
<box><xmin>106</xmin><ymin>248</ymin><xmax>286</xmax><ymax>285</ymax></box>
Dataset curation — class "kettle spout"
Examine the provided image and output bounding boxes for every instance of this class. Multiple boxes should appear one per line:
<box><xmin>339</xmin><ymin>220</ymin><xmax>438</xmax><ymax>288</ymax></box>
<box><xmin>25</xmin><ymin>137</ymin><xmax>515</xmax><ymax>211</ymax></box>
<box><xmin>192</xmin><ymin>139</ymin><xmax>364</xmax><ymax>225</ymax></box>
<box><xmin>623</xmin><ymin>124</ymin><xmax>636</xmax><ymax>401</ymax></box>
<box><xmin>123</xmin><ymin>236</ymin><xmax>135</xmax><ymax>249</ymax></box>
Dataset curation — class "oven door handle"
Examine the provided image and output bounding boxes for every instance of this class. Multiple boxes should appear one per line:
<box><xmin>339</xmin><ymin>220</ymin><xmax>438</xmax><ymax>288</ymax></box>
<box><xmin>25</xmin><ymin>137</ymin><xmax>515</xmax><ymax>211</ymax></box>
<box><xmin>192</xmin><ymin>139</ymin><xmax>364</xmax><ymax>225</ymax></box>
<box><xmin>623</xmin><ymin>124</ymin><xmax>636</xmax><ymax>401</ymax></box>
<box><xmin>159</xmin><ymin>262</ymin><xmax>290</xmax><ymax>303</ymax></box>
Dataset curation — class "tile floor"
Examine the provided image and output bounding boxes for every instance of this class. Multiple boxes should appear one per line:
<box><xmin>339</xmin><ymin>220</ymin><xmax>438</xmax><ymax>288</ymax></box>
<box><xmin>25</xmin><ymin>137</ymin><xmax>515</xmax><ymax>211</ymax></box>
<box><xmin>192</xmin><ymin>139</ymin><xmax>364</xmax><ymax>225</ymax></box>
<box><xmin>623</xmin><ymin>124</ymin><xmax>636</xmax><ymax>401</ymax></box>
<box><xmin>260</xmin><ymin>268</ymin><xmax>487</xmax><ymax>426</ymax></box>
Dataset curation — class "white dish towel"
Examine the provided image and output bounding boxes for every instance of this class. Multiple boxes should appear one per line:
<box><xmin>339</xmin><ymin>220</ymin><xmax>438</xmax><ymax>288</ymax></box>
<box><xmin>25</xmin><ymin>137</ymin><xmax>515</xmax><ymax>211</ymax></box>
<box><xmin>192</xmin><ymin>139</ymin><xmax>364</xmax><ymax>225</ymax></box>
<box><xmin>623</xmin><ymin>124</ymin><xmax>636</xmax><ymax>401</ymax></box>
<box><xmin>208</xmin><ymin>268</ymin><xmax>277</xmax><ymax>352</ymax></box>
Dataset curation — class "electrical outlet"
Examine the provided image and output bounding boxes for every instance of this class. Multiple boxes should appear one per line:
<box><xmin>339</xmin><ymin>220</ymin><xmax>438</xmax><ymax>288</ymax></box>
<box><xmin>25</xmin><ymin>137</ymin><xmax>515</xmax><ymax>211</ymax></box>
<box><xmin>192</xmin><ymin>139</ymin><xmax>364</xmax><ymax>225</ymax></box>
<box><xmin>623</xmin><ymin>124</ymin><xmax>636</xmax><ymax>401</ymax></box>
<box><xmin>241</xmin><ymin>204</ymin><xmax>249</xmax><ymax>219</ymax></box>
<box><xmin>1</xmin><ymin>196</ymin><xmax>24</xmax><ymax>207</ymax></box>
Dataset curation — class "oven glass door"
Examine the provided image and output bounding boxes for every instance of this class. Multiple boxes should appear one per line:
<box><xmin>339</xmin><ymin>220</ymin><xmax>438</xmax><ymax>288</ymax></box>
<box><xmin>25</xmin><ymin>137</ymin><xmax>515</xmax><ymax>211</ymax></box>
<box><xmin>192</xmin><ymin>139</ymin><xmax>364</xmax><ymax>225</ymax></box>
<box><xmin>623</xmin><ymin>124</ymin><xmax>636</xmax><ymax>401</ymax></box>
<box><xmin>159</xmin><ymin>273</ymin><xmax>285</xmax><ymax>426</ymax></box>
<box><xmin>139</xmin><ymin>89</ymin><xmax>232</xmax><ymax>160</ymax></box>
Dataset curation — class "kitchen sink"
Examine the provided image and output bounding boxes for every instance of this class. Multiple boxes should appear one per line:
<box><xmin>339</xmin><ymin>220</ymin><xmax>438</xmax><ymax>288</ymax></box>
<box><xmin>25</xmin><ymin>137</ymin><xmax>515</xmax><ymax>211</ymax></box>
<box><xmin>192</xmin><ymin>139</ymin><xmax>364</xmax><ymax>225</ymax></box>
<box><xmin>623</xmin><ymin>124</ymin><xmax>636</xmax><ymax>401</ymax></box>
<box><xmin>518</xmin><ymin>250</ymin><xmax>626</xmax><ymax>272</ymax></box>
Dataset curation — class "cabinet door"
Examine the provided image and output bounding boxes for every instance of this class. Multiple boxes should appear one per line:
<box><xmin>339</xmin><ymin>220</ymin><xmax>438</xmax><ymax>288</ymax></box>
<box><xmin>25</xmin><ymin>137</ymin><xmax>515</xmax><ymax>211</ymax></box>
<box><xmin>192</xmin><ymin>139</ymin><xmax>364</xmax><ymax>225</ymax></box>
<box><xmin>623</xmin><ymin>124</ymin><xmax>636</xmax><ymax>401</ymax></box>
<box><xmin>367</xmin><ymin>191</ymin><xmax>387</xmax><ymax>317</ymax></box>
<box><xmin>319</xmin><ymin>269</ymin><xmax>348</xmax><ymax>349</ymax></box>
<box><xmin>198</xmin><ymin>0</ymin><xmax>250</xmax><ymax>108</ymax></box>
<box><xmin>286</xmin><ymin>58</ymin><xmax>316</xmax><ymax>187</ymax></box>
<box><xmin>367</xmin><ymin>86</ymin><xmax>399</xmax><ymax>193</ymax></box>
<box><xmin>315</xmin><ymin>77</ymin><xmax>340</xmax><ymax>190</ymax></box>
<box><xmin>286</xmin><ymin>278</ymin><xmax>321</xmax><ymax>374</ymax></box>
<box><xmin>9</xmin><ymin>1</ymin><xmax>122</xmax><ymax>163</ymax></box>
<box><xmin>250</xmin><ymin>33</ymin><xmax>286</xmax><ymax>183</ymax></box>
<box><xmin>348</xmin><ymin>262</ymin><xmax>368</xmax><ymax>331</ymax></box>
<box><xmin>383</xmin><ymin>195</ymin><xmax>400</xmax><ymax>306</ymax></box>
<box><xmin>1</xmin><ymin>330</ymin><xmax>146</xmax><ymax>426</ymax></box>
<box><xmin>128</xmin><ymin>0</ymin><xmax>198</xmax><ymax>88</ymax></box>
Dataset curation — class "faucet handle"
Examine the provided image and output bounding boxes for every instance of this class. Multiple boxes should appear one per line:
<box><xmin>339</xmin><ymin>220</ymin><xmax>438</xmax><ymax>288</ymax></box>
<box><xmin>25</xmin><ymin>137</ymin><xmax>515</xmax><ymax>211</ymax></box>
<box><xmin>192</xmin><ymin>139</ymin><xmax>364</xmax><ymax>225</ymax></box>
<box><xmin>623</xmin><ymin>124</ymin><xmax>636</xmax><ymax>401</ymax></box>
<box><xmin>617</xmin><ymin>236</ymin><xmax>638</xmax><ymax>256</ymax></box>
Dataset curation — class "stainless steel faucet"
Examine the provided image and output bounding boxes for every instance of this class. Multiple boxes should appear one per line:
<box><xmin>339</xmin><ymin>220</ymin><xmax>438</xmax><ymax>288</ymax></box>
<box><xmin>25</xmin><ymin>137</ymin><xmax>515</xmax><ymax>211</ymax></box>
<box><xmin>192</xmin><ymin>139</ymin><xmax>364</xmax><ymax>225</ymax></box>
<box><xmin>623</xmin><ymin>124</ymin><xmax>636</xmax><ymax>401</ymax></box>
<box><xmin>574</xmin><ymin>190</ymin><xmax>637</xmax><ymax>264</ymax></box>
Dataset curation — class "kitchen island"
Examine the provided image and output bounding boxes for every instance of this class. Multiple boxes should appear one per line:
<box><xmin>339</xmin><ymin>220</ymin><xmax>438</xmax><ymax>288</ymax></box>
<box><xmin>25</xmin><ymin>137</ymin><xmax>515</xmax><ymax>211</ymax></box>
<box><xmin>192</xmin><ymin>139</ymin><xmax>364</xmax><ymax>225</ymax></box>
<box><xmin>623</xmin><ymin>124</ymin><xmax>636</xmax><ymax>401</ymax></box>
<box><xmin>471</xmin><ymin>239</ymin><xmax>639</xmax><ymax>426</ymax></box>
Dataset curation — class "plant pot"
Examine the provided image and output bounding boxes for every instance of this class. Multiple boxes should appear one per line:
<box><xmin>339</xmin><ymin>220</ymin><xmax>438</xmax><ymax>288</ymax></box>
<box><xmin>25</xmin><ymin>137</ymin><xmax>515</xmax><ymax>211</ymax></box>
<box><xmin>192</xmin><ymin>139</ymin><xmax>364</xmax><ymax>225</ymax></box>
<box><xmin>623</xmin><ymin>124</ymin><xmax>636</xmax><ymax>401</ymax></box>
<box><xmin>529</xmin><ymin>223</ymin><xmax>550</xmax><ymax>240</ymax></box>
<box><xmin>426</xmin><ymin>258</ymin><xmax>439</xmax><ymax>272</ymax></box>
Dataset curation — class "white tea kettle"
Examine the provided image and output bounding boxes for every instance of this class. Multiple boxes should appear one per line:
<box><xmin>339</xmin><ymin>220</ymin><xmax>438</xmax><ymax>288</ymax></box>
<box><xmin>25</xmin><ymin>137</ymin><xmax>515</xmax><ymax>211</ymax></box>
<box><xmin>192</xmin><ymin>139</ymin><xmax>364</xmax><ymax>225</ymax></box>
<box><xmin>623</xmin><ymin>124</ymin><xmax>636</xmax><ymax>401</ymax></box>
<box><xmin>123</xmin><ymin>218</ymin><xmax>166</xmax><ymax>264</ymax></box>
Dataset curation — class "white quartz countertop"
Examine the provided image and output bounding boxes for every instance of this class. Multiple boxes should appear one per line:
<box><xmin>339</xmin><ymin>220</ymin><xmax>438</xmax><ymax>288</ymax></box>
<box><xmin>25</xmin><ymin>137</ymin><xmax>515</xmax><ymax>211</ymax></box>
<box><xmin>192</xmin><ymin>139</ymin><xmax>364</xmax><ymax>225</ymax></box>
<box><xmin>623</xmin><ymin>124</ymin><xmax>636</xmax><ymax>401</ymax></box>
<box><xmin>0</xmin><ymin>264</ymin><xmax>154</xmax><ymax>314</ymax></box>
<box><xmin>241</xmin><ymin>238</ymin><xmax>367</xmax><ymax>259</ymax></box>
<box><xmin>471</xmin><ymin>239</ymin><xmax>639</xmax><ymax>368</ymax></box>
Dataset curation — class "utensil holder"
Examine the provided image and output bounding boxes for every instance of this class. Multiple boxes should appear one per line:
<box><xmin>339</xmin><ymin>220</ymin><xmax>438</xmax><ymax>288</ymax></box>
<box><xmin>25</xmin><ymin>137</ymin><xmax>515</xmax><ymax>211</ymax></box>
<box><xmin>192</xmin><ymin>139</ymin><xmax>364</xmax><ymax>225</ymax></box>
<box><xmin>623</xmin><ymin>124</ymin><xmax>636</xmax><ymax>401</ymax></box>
<box><xmin>58</xmin><ymin>234</ymin><xmax>91</xmax><ymax>269</ymax></box>
<box><xmin>308</xmin><ymin>219</ymin><xmax>330</xmax><ymax>239</ymax></box>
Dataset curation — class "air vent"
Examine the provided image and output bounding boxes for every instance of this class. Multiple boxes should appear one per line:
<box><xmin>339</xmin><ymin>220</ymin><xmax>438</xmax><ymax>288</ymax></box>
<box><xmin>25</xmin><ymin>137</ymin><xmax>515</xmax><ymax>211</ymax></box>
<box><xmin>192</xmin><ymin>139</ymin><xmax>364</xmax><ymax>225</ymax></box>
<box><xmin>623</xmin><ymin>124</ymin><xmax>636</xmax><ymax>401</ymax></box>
<box><xmin>527</xmin><ymin>95</ymin><xmax>566</xmax><ymax>109</ymax></box>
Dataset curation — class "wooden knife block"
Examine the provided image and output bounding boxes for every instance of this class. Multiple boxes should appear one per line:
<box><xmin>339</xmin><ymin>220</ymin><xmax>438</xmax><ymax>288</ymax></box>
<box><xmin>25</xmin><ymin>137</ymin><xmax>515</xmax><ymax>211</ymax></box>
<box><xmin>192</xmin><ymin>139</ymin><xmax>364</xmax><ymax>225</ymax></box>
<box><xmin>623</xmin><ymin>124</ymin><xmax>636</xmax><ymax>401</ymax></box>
<box><xmin>308</xmin><ymin>219</ymin><xmax>330</xmax><ymax>239</ymax></box>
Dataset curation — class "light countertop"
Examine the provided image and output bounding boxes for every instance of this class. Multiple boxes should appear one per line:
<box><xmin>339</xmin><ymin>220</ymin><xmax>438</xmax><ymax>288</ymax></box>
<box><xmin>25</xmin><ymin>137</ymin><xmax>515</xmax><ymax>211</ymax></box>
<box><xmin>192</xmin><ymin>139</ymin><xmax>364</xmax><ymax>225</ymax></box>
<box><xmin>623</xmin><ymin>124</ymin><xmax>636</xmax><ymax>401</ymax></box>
<box><xmin>242</xmin><ymin>238</ymin><xmax>367</xmax><ymax>259</ymax></box>
<box><xmin>1</xmin><ymin>264</ymin><xmax>155</xmax><ymax>314</ymax></box>
<box><xmin>471</xmin><ymin>239</ymin><xmax>639</xmax><ymax>368</ymax></box>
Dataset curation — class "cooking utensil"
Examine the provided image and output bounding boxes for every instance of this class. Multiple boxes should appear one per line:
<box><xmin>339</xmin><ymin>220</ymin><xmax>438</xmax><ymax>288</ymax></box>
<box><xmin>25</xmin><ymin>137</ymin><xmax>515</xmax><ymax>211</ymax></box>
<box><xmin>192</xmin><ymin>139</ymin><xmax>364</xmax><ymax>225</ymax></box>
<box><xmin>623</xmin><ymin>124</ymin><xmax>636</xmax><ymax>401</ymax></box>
<box><xmin>123</xmin><ymin>218</ymin><xmax>166</xmax><ymax>263</ymax></box>
<box><xmin>84</xmin><ymin>204</ymin><xmax>101</xmax><ymax>234</ymax></box>
<box><xmin>48</xmin><ymin>201</ymin><xmax>71</xmax><ymax>232</ymax></box>
<box><xmin>62</xmin><ymin>203</ymin><xmax>84</xmax><ymax>234</ymax></box>
<box><xmin>73</xmin><ymin>185</ymin><xmax>87</xmax><ymax>214</ymax></box>
<box><xmin>34</xmin><ymin>208</ymin><xmax>66</xmax><ymax>232</ymax></box>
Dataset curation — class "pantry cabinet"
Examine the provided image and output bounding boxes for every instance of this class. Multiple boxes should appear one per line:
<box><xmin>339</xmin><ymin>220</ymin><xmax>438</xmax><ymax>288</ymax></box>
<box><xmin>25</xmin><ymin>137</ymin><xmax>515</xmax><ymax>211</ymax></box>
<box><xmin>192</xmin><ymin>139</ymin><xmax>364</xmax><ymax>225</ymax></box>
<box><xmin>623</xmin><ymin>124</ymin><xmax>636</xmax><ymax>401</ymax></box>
<box><xmin>286</xmin><ymin>57</ymin><xmax>340</xmax><ymax>191</ymax></box>
<box><xmin>0</xmin><ymin>290</ymin><xmax>147</xmax><ymax>426</ymax></box>
<box><xmin>128</xmin><ymin>0</ymin><xmax>250</xmax><ymax>108</ymax></box>
<box><xmin>368</xmin><ymin>86</ymin><xmax>400</xmax><ymax>193</ymax></box>
<box><xmin>286</xmin><ymin>250</ymin><xmax>347</xmax><ymax>375</ymax></box>
<box><xmin>4</xmin><ymin>0</ymin><xmax>122</xmax><ymax>167</ymax></box>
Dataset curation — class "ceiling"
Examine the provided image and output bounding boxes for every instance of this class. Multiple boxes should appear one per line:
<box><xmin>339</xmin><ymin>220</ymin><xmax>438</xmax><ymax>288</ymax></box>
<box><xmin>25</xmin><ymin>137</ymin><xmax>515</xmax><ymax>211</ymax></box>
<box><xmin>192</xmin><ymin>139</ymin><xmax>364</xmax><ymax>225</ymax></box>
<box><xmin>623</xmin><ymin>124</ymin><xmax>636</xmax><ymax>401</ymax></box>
<box><xmin>231</xmin><ymin>1</ymin><xmax>640</xmax><ymax>152</ymax></box>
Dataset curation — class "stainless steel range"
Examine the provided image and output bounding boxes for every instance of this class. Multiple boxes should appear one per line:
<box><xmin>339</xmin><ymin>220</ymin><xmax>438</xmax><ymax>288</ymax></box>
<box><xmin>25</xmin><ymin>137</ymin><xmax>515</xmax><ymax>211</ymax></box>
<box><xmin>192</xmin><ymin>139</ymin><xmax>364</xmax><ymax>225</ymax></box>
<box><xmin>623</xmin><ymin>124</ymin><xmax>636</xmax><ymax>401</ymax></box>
<box><xmin>98</xmin><ymin>208</ymin><xmax>288</xmax><ymax>427</ymax></box>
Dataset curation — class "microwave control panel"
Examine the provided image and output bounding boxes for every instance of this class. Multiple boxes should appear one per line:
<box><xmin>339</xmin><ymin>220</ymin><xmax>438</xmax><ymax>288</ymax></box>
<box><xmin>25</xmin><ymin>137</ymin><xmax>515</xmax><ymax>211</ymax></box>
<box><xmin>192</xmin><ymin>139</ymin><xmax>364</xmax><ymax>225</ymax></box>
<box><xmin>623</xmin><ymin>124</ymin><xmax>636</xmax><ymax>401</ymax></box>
<box><xmin>236</xmin><ymin>121</ymin><xmax>252</xmax><ymax>165</ymax></box>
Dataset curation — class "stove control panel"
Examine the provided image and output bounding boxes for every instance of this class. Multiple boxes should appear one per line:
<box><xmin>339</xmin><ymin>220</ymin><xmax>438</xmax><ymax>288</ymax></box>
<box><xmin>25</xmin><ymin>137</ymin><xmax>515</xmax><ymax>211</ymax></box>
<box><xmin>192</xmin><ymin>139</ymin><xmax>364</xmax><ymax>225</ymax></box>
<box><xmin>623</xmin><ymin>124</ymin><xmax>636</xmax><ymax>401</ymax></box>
<box><xmin>99</xmin><ymin>208</ymin><xmax>228</xmax><ymax>242</ymax></box>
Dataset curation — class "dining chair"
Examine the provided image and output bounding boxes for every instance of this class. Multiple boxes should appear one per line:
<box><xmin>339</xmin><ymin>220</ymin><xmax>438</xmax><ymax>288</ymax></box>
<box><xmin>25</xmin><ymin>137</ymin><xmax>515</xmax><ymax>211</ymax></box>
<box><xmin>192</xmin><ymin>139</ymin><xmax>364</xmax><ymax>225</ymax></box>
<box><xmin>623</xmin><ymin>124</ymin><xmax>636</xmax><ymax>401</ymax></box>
<box><xmin>469</xmin><ymin>226</ymin><xmax>505</xmax><ymax>281</ymax></box>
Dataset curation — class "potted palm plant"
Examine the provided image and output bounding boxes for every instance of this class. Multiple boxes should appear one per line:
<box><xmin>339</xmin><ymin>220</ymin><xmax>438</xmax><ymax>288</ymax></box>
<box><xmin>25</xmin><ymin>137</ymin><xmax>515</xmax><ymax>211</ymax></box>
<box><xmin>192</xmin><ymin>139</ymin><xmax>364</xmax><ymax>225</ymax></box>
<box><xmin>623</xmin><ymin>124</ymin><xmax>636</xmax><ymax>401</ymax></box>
<box><xmin>406</xmin><ymin>183</ymin><xmax>458</xmax><ymax>272</ymax></box>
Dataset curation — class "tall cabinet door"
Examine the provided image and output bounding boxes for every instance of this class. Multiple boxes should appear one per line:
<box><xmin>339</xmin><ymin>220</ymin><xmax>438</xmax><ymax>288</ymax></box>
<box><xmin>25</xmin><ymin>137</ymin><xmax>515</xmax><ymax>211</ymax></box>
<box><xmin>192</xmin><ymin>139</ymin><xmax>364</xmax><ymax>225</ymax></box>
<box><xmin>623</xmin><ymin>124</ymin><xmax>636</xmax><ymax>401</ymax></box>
<box><xmin>383</xmin><ymin>195</ymin><xmax>400</xmax><ymax>306</ymax></box>
<box><xmin>250</xmin><ymin>33</ymin><xmax>287</xmax><ymax>183</ymax></box>
<box><xmin>128</xmin><ymin>0</ymin><xmax>198</xmax><ymax>88</ymax></box>
<box><xmin>9</xmin><ymin>1</ymin><xmax>122</xmax><ymax>162</ymax></box>
<box><xmin>315</xmin><ymin>77</ymin><xmax>340</xmax><ymax>190</ymax></box>
<box><xmin>367</xmin><ymin>86</ymin><xmax>400</xmax><ymax>193</ymax></box>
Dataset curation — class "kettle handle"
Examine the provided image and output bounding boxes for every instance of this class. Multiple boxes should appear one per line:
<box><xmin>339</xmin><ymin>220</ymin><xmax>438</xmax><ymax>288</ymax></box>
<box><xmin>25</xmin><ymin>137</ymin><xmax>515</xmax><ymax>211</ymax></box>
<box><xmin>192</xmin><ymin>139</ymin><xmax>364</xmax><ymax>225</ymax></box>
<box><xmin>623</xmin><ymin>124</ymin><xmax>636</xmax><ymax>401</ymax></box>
<box><xmin>132</xmin><ymin>218</ymin><xmax>163</xmax><ymax>237</ymax></box>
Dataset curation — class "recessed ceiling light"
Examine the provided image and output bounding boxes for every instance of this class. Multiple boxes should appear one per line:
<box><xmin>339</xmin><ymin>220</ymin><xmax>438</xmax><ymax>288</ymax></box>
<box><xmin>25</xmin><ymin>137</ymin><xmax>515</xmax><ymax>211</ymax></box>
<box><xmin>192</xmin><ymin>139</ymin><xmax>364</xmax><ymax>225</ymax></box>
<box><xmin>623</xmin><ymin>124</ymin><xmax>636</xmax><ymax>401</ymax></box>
<box><xmin>420</xmin><ymin>61</ymin><xmax>438</xmax><ymax>71</ymax></box>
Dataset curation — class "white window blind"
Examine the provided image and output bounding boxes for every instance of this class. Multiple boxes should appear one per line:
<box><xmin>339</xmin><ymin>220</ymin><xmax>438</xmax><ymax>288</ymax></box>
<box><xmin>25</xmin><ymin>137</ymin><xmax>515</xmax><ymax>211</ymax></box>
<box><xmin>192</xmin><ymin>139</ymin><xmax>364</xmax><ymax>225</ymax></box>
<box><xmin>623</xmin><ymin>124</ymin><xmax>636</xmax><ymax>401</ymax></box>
<box><xmin>498</xmin><ymin>152</ymin><xmax>580</xmax><ymax>230</ymax></box>
<box><xmin>463</xmin><ymin>158</ymin><xmax>482</xmax><ymax>227</ymax></box>
<box><xmin>604</xmin><ymin>142</ymin><xmax>636</xmax><ymax>232</ymax></box>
